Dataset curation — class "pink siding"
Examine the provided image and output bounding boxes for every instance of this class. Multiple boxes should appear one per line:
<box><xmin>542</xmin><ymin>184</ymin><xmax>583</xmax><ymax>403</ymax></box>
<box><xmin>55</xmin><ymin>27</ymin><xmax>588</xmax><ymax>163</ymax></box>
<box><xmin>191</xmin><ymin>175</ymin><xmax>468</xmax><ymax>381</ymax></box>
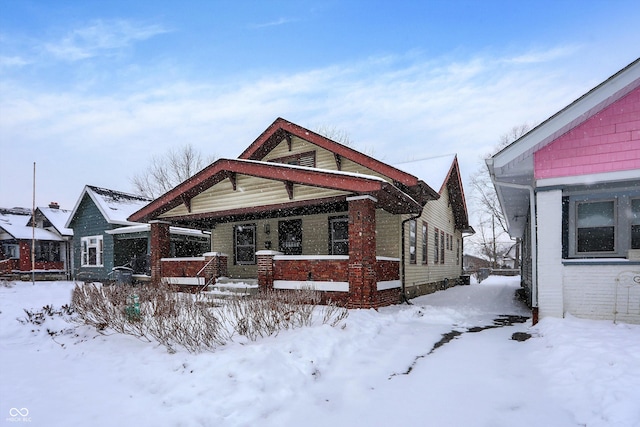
<box><xmin>534</xmin><ymin>87</ymin><xmax>640</xmax><ymax>179</ymax></box>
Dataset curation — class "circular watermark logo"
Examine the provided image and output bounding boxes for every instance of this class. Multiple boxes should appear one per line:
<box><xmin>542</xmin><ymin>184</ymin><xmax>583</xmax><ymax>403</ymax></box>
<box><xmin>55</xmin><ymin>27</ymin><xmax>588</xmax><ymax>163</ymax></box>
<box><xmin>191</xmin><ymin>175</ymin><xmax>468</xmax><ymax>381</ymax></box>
<box><xmin>6</xmin><ymin>408</ymin><xmax>31</xmax><ymax>423</ymax></box>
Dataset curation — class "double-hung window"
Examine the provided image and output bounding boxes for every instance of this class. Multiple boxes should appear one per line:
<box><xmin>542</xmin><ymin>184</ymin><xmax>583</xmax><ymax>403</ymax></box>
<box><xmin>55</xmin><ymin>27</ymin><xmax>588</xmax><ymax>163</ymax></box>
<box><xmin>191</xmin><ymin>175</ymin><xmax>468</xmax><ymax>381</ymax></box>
<box><xmin>81</xmin><ymin>236</ymin><xmax>103</xmax><ymax>266</ymax></box>
<box><xmin>409</xmin><ymin>219</ymin><xmax>417</xmax><ymax>264</ymax></box>
<box><xmin>434</xmin><ymin>228</ymin><xmax>440</xmax><ymax>264</ymax></box>
<box><xmin>421</xmin><ymin>222</ymin><xmax>428</xmax><ymax>264</ymax></box>
<box><xmin>234</xmin><ymin>224</ymin><xmax>256</xmax><ymax>265</ymax></box>
<box><xmin>566</xmin><ymin>187</ymin><xmax>640</xmax><ymax>258</ymax></box>
<box><xmin>329</xmin><ymin>217</ymin><xmax>349</xmax><ymax>255</ymax></box>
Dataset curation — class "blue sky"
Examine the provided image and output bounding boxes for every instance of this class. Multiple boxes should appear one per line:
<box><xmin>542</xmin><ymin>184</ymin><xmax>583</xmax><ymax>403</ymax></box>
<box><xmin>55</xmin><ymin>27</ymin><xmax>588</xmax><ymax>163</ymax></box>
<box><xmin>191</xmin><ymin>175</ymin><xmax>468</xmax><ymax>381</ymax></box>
<box><xmin>1</xmin><ymin>0</ymin><xmax>639</xmax><ymax>212</ymax></box>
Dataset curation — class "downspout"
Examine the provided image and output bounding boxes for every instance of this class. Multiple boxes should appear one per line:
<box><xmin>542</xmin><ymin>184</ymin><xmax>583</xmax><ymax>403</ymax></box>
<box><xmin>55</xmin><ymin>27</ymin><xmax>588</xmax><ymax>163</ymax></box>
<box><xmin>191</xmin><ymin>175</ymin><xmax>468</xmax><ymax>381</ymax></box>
<box><xmin>401</xmin><ymin>210</ymin><xmax>423</xmax><ymax>304</ymax></box>
<box><xmin>487</xmin><ymin>174</ymin><xmax>538</xmax><ymax>323</ymax></box>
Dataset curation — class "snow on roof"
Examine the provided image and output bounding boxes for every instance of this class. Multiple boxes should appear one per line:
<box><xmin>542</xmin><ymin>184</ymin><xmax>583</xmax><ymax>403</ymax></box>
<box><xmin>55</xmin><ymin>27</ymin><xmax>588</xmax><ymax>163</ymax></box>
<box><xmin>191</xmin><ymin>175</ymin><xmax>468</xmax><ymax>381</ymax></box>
<box><xmin>393</xmin><ymin>154</ymin><xmax>456</xmax><ymax>193</ymax></box>
<box><xmin>106</xmin><ymin>224</ymin><xmax>211</xmax><ymax>237</ymax></box>
<box><xmin>67</xmin><ymin>185</ymin><xmax>152</xmax><ymax>227</ymax></box>
<box><xmin>0</xmin><ymin>211</ymin><xmax>63</xmax><ymax>241</ymax></box>
<box><xmin>37</xmin><ymin>207</ymin><xmax>73</xmax><ymax>236</ymax></box>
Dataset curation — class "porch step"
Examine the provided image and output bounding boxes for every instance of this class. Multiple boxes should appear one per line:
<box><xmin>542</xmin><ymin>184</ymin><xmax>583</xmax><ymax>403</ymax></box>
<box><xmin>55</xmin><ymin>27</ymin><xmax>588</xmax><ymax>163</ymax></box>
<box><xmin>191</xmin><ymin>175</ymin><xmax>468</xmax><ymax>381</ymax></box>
<box><xmin>204</xmin><ymin>277</ymin><xmax>259</xmax><ymax>297</ymax></box>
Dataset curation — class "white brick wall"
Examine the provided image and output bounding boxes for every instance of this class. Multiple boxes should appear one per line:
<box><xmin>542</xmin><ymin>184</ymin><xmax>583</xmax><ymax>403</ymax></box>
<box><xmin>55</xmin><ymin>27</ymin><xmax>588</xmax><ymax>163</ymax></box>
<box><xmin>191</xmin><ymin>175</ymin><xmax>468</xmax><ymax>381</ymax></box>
<box><xmin>563</xmin><ymin>265</ymin><xmax>640</xmax><ymax>323</ymax></box>
<box><xmin>536</xmin><ymin>190</ymin><xmax>564</xmax><ymax>318</ymax></box>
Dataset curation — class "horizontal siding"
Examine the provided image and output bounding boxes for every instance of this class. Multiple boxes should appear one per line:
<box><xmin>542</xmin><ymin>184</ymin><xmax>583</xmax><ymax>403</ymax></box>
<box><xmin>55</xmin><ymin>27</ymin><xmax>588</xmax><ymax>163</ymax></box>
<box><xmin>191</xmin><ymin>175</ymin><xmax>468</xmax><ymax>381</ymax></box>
<box><xmin>535</xmin><ymin>86</ymin><xmax>640</xmax><ymax>179</ymax></box>
<box><xmin>211</xmin><ymin>212</ymin><xmax>347</xmax><ymax>279</ymax></box>
<box><xmin>160</xmin><ymin>174</ymin><xmax>350</xmax><ymax>218</ymax></box>
<box><xmin>70</xmin><ymin>195</ymin><xmax>114</xmax><ymax>280</ymax></box>
<box><xmin>404</xmin><ymin>186</ymin><xmax>464</xmax><ymax>290</ymax></box>
<box><xmin>376</xmin><ymin>209</ymin><xmax>400</xmax><ymax>258</ymax></box>
<box><xmin>263</xmin><ymin>136</ymin><xmax>392</xmax><ymax>181</ymax></box>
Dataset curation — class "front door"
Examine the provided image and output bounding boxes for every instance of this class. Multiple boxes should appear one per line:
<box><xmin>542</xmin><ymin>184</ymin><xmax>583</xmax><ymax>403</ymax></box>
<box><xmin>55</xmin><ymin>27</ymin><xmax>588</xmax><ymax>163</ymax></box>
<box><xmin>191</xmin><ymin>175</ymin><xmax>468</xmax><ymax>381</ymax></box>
<box><xmin>279</xmin><ymin>219</ymin><xmax>302</xmax><ymax>255</ymax></box>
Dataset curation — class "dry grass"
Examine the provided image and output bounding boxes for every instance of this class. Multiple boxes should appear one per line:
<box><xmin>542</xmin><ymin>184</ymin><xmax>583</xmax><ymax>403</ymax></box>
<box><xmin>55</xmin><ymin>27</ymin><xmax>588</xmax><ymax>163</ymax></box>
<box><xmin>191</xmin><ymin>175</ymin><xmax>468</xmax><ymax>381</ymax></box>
<box><xmin>72</xmin><ymin>282</ymin><xmax>348</xmax><ymax>353</ymax></box>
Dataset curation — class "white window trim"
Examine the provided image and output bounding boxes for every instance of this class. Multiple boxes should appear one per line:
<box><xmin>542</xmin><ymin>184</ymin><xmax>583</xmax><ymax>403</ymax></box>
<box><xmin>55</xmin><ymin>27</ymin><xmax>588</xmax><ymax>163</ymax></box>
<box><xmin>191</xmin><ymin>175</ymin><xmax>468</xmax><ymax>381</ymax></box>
<box><xmin>81</xmin><ymin>235</ymin><xmax>103</xmax><ymax>267</ymax></box>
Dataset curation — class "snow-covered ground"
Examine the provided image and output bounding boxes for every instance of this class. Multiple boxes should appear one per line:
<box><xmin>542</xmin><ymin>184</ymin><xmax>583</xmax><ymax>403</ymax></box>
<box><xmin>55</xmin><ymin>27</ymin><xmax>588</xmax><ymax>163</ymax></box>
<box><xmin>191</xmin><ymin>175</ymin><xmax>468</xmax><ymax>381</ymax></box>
<box><xmin>1</xmin><ymin>276</ymin><xmax>639</xmax><ymax>427</ymax></box>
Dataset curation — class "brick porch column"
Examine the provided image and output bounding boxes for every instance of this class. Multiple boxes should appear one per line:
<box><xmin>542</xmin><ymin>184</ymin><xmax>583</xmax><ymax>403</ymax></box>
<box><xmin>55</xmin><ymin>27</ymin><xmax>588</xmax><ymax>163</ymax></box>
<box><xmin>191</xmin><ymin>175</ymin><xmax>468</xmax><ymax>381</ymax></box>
<box><xmin>19</xmin><ymin>241</ymin><xmax>31</xmax><ymax>272</ymax></box>
<box><xmin>347</xmin><ymin>195</ymin><xmax>378</xmax><ymax>308</ymax></box>
<box><xmin>256</xmin><ymin>250</ymin><xmax>282</xmax><ymax>292</ymax></box>
<box><xmin>203</xmin><ymin>252</ymin><xmax>228</xmax><ymax>284</ymax></box>
<box><xmin>150</xmin><ymin>220</ymin><xmax>171</xmax><ymax>283</ymax></box>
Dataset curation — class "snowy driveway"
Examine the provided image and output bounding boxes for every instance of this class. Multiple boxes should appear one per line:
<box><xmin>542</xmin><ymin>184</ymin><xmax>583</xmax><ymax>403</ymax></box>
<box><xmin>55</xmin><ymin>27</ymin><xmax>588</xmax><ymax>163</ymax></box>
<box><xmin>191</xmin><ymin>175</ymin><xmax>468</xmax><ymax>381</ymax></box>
<box><xmin>1</xmin><ymin>277</ymin><xmax>639</xmax><ymax>427</ymax></box>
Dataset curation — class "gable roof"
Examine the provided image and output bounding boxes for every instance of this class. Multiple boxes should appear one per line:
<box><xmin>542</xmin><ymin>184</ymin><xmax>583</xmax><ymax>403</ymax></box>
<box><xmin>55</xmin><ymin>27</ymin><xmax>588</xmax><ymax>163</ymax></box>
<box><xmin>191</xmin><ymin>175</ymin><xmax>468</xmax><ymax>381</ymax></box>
<box><xmin>394</xmin><ymin>154</ymin><xmax>471</xmax><ymax>231</ymax></box>
<box><xmin>487</xmin><ymin>57</ymin><xmax>640</xmax><ymax>238</ymax></box>
<box><xmin>128</xmin><ymin>118</ymin><xmax>477</xmax><ymax>227</ymax></box>
<box><xmin>32</xmin><ymin>206</ymin><xmax>73</xmax><ymax>237</ymax></box>
<box><xmin>129</xmin><ymin>158</ymin><xmax>426</xmax><ymax>223</ymax></box>
<box><xmin>488</xmin><ymin>58</ymin><xmax>640</xmax><ymax>185</ymax></box>
<box><xmin>240</xmin><ymin>118</ymin><xmax>424</xmax><ymax>187</ymax></box>
<box><xmin>66</xmin><ymin>185</ymin><xmax>152</xmax><ymax>228</ymax></box>
<box><xmin>0</xmin><ymin>209</ymin><xmax>63</xmax><ymax>241</ymax></box>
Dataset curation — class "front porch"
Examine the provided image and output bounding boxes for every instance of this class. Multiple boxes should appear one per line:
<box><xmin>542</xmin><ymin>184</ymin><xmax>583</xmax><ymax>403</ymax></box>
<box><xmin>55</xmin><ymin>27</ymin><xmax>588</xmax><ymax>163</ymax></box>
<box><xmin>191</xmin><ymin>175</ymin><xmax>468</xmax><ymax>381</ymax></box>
<box><xmin>151</xmin><ymin>195</ymin><xmax>403</xmax><ymax>308</ymax></box>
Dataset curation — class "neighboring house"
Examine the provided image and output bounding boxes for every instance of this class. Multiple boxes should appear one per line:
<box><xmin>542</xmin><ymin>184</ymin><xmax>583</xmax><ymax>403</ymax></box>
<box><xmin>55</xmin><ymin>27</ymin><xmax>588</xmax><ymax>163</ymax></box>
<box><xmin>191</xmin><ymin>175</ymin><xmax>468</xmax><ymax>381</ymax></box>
<box><xmin>497</xmin><ymin>243</ymin><xmax>519</xmax><ymax>269</ymax></box>
<box><xmin>0</xmin><ymin>203</ymin><xmax>73</xmax><ymax>279</ymax></box>
<box><xmin>130</xmin><ymin>118</ymin><xmax>473</xmax><ymax>308</ymax></box>
<box><xmin>463</xmin><ymin>254</ymin><xmax>492</xmax><ymax>272</ymax></box>
<box><xmin>487</xmin><ymin>58</ymin><xmax>640</xmax><ymax>324</ymax></box>
<box><xmin>66</xmin><ymin>185</ymin><xmax>210</xmax><ymax>282</ymax></box>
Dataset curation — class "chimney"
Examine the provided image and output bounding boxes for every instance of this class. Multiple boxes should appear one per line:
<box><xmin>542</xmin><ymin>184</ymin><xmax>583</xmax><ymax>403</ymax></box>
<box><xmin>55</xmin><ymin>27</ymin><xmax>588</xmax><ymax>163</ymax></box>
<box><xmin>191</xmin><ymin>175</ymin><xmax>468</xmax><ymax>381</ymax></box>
<box><xmin>49</xmin><ymin>202</ymin><xmax>60</xmax><ymax>209</ymax></box>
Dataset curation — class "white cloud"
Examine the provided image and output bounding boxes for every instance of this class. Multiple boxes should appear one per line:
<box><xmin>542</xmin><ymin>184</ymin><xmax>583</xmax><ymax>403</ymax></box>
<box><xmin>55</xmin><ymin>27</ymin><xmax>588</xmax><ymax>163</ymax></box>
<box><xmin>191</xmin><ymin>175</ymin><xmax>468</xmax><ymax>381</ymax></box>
<box><xmin>43</xmin><ymin>19</ymin><xmax>170</xmax><ymax>61</ymax></box>
<box><xmin>1</xmin><ymin>45</ymin><xmax>634</xmax><ymax>210</ymax></box>
<box><xmin>250</xmin><ymin>17</ymin><xmax>298</xmax><ymax>29</ymax></box>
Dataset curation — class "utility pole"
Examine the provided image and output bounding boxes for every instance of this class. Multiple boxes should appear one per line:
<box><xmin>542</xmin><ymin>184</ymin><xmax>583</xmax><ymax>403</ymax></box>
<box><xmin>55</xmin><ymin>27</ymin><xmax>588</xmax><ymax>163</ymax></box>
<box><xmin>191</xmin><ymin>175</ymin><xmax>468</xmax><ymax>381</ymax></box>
<box><xmin>492</xmin><ymin>215</ymin><xmax>496</xmax><ymax>269</ymax></box>
<box><xmin>31</xmin><ymin>162</ymin><xmax>36</xmax><ymax>285</ymax></box>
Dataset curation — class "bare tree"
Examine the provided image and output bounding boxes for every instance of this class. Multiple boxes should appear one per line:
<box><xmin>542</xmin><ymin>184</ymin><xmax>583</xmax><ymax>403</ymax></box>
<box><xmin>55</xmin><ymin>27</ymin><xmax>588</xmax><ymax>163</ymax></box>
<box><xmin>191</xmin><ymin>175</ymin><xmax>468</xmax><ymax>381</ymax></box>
<box><xmin>468</xmin><ymin>123</ymin><xmax>532</xmax><ymax>267</ymax></box>
<box><xmin>315</xmin><ymin>125</ymin><xmax>354</xmax><ymax>147</ymax></box>
<box><xmin>315</xmin><ymin>124</ymin><xmax>378</xmax><ymax>157</ymax></box>
<box><xmin>131</xmin><ymin>144</ymin><xmax>215</xmax><ymax>199</ymax></box>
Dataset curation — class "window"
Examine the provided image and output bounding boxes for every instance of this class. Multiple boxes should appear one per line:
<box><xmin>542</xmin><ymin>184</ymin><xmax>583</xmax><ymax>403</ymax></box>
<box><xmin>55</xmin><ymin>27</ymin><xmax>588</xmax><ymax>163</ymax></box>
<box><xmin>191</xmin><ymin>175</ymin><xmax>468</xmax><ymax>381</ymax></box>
<box><xmin>329</xmin><ymin>217</ymin><xmax>349</xmax><ymax>255</ymax></box>
<box><xmin>421</xmin><ymin>222</ymin><xmax>428</xmax><ymax>264</ymax></box>
<box><xmin>456</xmin><ymin>238</ymin><xmax>460</xmax><ymax>265</ymax></box>
<box><xmin>81</xmin><ymin>236</ymin><xmax>103</xmax><ymax>266</ymax></box>
<box><xmin>434</xmin><ymin>228</ymin><xmax>439</xmax><ymax>264</ymax></box>
<box><xmin>1</xmin><ymin>243</ymin><xmax>19</xmax><ymax>259</ymax></box>
<box><xmin>279</xmin><ymin>219</ymin><xmax>302</xmax><ymax>255</ymax></box>
<box><xmin>408</xmin><ymin>220</ymin><xmax>417</xmax><ymax>264</ymax></box>
<box><xmin>234</xmin><ymin>224</ymin><xmax>256</xmax><ymax>265</ymax></box>
<box><xmin>566</xmin><ymin>188</ymin><xmax>640</xmax><ymax>258</ymax></box>
<box><xmin>440</xmin><ymin>231</ymin><xmax>445</xmax><ymax>264</ymax></box>
<box><xmin>270</xmin><ymin>151</ymin><xmax>316</xmax><ymax>168</ymax></box>
<box><xmin>632</xmin><ymin>199</ymin><xmax>640</xmax><ymax>249</ymax></box>
<box><xmin>35</xmin><ymin>241</ymin><xmax>60</xmax><ymax>262</ymax></box>
<box><xmin>576</xmin><ymin>200</ymin><xmax>615</xmax><ymax>253</ymax></box>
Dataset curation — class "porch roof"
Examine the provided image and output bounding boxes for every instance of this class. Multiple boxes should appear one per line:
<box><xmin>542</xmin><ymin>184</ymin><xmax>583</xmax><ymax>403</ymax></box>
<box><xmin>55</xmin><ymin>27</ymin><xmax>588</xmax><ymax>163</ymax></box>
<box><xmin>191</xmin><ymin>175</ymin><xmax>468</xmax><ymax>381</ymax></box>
<box><xmin>129</xmin><ymin>158</ymin><xmax>425</xmax><ymax>223</ymax></box>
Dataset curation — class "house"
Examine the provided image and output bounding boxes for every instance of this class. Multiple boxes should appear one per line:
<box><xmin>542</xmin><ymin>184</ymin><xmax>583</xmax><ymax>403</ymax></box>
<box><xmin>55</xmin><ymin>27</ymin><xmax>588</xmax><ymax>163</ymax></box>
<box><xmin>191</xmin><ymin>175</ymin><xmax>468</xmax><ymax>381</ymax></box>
<box><xmin>487</xmin><ymin>58</ymin><xmax>640</xmax><ymax>324</ymax></box>
<box><xmin>129</xmin><ymin>118</ymin><xmax>473</xmax><ymax>308</ymax></box>
<box><xmin>0</xmin><ymin>203</ymin><xmax>73</xmax><ymax>279</ymax></box>
<box><xmin>66</xmin><ymin>185</ymin><xmax>210</xmax><ymax>282</ymax></box>
<box><xmin>463</xmin><ymin>254</ymin><xmax>492</xmax><ymax>272</ymax></box>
